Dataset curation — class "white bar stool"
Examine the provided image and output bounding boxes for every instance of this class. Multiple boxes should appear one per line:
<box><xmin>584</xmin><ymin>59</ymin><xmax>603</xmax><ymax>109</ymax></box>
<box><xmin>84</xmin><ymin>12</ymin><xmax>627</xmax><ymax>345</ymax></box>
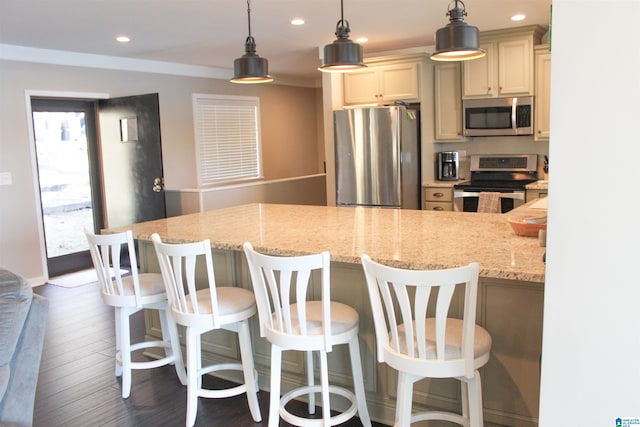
<box><xmin>243</xmin><ymin>242</ymin><xmax>371</xmax><ymax>427</ymax></box>
<box><xmin>361</xmin><ymin>255</ymin><xmax>492</xmax><ymax>427</ymax></box>
<box><xmin>152</xmin><ymin>234</ymin><xmax>261</xmax><ymax>427</ymax></box>
<box><xmin>84</xmin><ymin>228</ymin><xmax>187</xmax><ymax>399</ymax></box>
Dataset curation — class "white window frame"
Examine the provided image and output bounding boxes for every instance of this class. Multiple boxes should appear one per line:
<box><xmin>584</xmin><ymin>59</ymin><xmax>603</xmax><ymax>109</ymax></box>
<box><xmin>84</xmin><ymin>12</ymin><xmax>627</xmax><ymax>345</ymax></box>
<box><xmin>193</xmin><ymin>94</ymin><xmax>263</xmax><ymax>186</ymax></box>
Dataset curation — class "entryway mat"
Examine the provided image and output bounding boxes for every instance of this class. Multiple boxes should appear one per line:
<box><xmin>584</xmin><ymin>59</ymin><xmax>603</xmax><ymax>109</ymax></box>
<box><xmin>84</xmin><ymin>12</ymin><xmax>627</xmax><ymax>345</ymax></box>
<box><xmin>48</xmin><ymin>268</ymin><xmax>128</xmax><ymax>288</ymax></box>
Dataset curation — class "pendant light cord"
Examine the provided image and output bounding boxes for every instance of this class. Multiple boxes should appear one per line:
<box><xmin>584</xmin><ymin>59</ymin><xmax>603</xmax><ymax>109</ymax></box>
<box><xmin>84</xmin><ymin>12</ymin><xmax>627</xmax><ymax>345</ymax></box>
<box><xmin>243</xmin><ymin>0</ymin><xmax>256</xmax><ymax>54</ymax></box>
<box><xmin>246</xmin><ymin>0</ymin><xmax>252</xmax><ymax>38</ymax></box>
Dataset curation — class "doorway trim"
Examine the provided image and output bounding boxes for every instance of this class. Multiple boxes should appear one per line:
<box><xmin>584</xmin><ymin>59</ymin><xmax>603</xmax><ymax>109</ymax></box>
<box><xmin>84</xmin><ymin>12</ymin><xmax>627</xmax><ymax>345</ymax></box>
<box><xmin>24</xmin><ymin>90</ymin><xmax>109</xmax><ymax>281</ymax></box>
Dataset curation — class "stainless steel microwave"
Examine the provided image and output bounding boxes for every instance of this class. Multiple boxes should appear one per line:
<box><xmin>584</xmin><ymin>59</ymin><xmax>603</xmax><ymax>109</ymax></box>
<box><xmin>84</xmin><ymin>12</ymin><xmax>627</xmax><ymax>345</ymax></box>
<box><xmin>463</xmin><ymin>96</ymin><xmax>534</xmax><ymax>137</ymax></box>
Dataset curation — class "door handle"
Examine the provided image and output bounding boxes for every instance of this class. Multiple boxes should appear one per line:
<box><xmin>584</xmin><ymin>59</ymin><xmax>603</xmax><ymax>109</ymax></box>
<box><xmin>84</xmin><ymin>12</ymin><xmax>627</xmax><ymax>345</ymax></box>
<box><xmin>153</xmin><ymin>177</ymin><xmax>164</xmax><ymax>193</ymax></box>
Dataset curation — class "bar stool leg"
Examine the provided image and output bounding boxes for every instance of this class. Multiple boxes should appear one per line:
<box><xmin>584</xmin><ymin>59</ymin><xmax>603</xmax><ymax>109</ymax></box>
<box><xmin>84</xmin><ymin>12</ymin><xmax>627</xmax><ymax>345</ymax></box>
<box><xmin>119</xmin><ymin>308</ymin><xmax>133</xmax><ymax>399</ymax></box>
<box><xmin>348</xmin><ymin>336</ymin><xmax>371</xmax><ymax>427</ymax></box>
<box><xmin>396</xmin><ymin>372</ymin><xmax>415</xmax><ymax>427</ymax></box>
<box><xmin>467</xmin><ymin>374</ymin><xmax>484</xmax><ymax>427</ymax></box>
<box><xmin>319</xmin><ymin>350</ymin><xmax>331</xmax><ymax>425</ymax></box>
<box><xmin>237</xmin><ymin>319</ymin><xmax>261</xmax><ymax>422</ymax></box>
<box><xmin>114</xmin><ymin>309</ymin><xmax>123</xmax><ymax>378</ymax></box>
<box><xmin>306</xmin><ymin>351</ymin><xmax>315</xmax><ymax>414</ymax></box>
<box><xmin>164</xmin><ymin>310</ymin><xmax>187</xmax><ymax>385</ymax></box>
<box><xmin>269</xmin><ymin>346</ymin><xmax>283</xmax><ymax>427</ymax></box>
<box><xmin>186</xmin><ymin>327</ymin><xmax>200</xmax><ymax>427</ymax></box>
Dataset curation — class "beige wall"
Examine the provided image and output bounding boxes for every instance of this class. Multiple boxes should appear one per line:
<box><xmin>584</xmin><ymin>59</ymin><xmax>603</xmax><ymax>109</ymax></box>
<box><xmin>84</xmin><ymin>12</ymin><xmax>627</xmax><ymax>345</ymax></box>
<box><xmin>0</xmin><ymin>59</ymin><xmax>323</xmax><ymax>283</ymax></box>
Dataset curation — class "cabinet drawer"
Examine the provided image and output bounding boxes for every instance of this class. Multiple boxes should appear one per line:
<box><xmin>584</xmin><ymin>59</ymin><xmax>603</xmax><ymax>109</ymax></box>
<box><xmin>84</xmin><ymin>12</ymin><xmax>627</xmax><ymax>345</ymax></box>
<box><xmin>526</xmin><ymin>189</ymin><xmax>548</xmax><ymax>202</ymax></box>
<box><xmin>424</xmin><ymin>187</ymin><xmax>453</xmax><ymax>202</ymax></box>
<box><xmin>424</xmin><ymin>202</ymin><xmax>453</xmax><ymax>212</ymax></box>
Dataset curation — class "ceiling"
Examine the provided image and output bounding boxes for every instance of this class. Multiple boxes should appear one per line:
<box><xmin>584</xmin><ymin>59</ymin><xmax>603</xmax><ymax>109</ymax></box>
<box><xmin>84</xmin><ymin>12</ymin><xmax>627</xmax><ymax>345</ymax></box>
<box><xmin>0</xmin><ymin>0</ymin><xmax>551</xmax><ymax>82</ymax></box>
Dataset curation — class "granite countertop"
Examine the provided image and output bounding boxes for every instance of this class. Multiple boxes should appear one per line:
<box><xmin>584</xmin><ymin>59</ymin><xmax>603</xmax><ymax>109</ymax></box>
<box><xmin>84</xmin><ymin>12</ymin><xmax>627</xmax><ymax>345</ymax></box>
<box><xmin>112</xmin><ymin>203</ymin><xmax>546</xmax><ymax>284</ymax></box>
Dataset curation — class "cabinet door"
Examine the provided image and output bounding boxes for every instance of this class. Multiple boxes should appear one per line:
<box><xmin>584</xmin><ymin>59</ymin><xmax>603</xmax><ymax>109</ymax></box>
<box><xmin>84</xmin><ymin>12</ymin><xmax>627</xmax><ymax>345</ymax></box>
<box><xmin>498</xmin><ymin>38</ymin><xmax>533</xmax><ymax>95</ymax></box>
<box><xmin>463</xmin><ymin>42</ymin><xmax>495</xmax><ymax>98</ymax></box>
<box><xmin>343</xmin><ymin>68</ymin><xmax>379</xmax><ymax>104</ymax></box>
<box><xmin>434</xmin><ymin>63</ymin><xmax>464</xmax><ymax>140</ymax></box>
<box><xmin>480</xmin><ymin>279</ymin><xmax>544</xmax><ymax>427</ymax></box>
<box><xmin>535</xmin><ymin>50</ymin><xmax>551</xmax><ymax>140</ymax></box>
<box><xmin>379</xmin><ymin>62</ymin><xmax>420</xmax><ymax>102</ymax></box>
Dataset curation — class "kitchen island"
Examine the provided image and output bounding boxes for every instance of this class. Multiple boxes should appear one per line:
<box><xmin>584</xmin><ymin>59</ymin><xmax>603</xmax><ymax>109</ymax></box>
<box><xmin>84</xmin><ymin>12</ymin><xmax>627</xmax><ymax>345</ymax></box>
<box><xmin>117</xmin><ymin>203</ymin><xmax>545</xmax><ymax>427</ymax></box>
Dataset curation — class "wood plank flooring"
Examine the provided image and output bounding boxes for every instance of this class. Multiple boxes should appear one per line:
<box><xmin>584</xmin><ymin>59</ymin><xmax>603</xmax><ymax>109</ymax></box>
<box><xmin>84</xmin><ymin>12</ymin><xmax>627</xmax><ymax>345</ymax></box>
<box><xmin>33</xmin><ymin>282</ymin><xmax>386</xmax><ymax>427</ymax></box>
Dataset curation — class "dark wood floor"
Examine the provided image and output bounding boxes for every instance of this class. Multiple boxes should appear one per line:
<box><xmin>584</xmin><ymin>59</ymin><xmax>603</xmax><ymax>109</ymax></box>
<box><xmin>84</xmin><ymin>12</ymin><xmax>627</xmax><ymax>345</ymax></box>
<box><xmin>33</xmin><ymin>282</ymin><xmax>387</xmax><ymax>427</ymax></box>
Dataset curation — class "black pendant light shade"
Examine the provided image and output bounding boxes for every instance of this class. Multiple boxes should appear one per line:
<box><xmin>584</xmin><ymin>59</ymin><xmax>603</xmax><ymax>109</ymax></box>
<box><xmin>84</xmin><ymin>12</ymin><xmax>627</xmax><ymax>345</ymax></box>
<box><xmin>319</xmin><ymin>0</ymin><xmax>366</xmax><ymax>72</ymax></box>
<box><xmin>231</xmin><ymin>0</ymin><xmax>272</xmax><ymax>83</ymax></box>
<box><xmin>431</xmin><ymin>0</ymin><xmax>486</xmax><ymax>61</ymax></box>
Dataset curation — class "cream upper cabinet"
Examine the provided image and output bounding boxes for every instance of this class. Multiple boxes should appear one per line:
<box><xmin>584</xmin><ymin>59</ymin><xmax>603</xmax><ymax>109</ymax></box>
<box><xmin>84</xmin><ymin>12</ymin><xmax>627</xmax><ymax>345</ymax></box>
<box><xmin>434</xmin><ymin>62</ymin><xmax>465</xmax><ymax>140</ymax></box>
<box><xmin>534</xmin><ymin>45</ymin><xmax>551</xmax><ymax>141</ymax></box>
<box><xmin>462</xmin><ymin>26</ymin><xmax>545</xmax><ymax>99</ymax></box>
<box><xmin>462</xmin><ymin>42</ymin><xmax>496</xmax><ymax>97</ymax></box>
<box><xmin>343</xmin><ymin>62</ymin><xmax>420</xmax><ymax>105</ymax></box>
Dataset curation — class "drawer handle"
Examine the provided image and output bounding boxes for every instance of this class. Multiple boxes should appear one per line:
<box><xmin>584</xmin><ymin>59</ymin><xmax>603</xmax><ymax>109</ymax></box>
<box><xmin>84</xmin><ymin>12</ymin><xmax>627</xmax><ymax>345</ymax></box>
<box><xmin>434</xmin><ymin>192</ymin><xmax>444</xmax><ymax>198</ymax></box>
<box><xmin>434</xmin><ymin>206</ymin><xmax>444</xmax><ymax>211</ymax></box>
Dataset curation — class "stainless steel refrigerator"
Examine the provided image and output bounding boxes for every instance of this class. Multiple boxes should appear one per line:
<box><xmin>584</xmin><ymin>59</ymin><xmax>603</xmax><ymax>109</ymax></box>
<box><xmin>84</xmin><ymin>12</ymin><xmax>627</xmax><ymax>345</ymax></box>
<box><xmin>334</xmin><ymin>106</ymin><xmax>420</xmax><ymax>209</ymax></box>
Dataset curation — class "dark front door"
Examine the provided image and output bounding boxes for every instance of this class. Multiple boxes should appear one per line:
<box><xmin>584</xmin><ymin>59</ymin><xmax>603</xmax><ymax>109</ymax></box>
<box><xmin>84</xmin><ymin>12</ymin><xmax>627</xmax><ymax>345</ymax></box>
<box><xmin>98</xmin><ymin>93</ymin><xmax>166</xmax><ymax>228</ymax></box>
<box><xmin>31</xmin><ymin>93</ymin><xmax>166</xmax><ymax>278</ymax></box>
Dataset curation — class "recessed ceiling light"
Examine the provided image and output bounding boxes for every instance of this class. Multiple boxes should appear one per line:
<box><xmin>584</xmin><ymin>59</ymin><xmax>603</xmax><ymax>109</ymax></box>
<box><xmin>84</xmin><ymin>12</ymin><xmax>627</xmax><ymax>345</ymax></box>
<box><xmin>356</xmin><ymin>37</ymin><xmax>368</xmax><ymax>43</ymax></box>
<box><xmin>116</xmin><ymin>35</ymin><xmax>131</xmax><ymax>43</ymax></box>
<box><xmin>511</xmin><ymin>14</ymin><xmax>526</xmax><ymax>21</ymax></box>
<box><xmin>290</xmin><ymin>18</ymin><xmax>305</xmax><ymax>26</ymax></box>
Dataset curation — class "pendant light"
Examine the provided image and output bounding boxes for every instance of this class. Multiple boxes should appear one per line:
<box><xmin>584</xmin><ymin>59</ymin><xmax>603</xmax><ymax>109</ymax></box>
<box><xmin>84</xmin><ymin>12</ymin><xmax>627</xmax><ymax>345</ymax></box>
<box><xmin>231</xmin><ymin>0</ymin><xmax>273</xmax><ymax>83</ymax></box>
<box><xmin>431</xmin><ymin>0</ymin><xmax>486</xmax><ymax>61</ymax></box>
<box><xmin>319</xmin><ymin>0</ymin><xmax>366</xmax><ymax>72</ymax></box>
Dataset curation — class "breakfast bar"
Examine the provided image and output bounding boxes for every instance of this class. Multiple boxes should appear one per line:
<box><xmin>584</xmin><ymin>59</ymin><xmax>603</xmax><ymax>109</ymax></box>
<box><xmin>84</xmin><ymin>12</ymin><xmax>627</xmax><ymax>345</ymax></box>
<box><xmin>116</xmin><ymin>203</ymin><xmax>545</xmax><ymax>427</ymax></box>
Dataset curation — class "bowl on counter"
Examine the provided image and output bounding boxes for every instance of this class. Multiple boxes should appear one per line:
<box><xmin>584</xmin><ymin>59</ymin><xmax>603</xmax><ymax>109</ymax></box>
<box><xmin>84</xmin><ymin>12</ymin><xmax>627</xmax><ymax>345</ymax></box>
<box><xmin>507</xmin><ymin>215</ymin><xmax>547</xmax><ymax>237</ymax></box>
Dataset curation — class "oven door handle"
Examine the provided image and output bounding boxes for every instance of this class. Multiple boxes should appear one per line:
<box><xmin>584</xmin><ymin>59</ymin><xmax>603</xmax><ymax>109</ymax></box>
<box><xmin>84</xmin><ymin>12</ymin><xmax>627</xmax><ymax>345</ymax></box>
<box><xmin>497</xmin><ymin>192</ymin><xmax>525</xmax><ymax>201</ymax></box>
<box><xmin>454</xmin><ymin>190</ymin><xmax>525</xmax><ymax>200</ymax></box>
<box><xmin>512</xmin><ymin>97</ymin><xmax>518</xmax><ymax>132</ymax></box>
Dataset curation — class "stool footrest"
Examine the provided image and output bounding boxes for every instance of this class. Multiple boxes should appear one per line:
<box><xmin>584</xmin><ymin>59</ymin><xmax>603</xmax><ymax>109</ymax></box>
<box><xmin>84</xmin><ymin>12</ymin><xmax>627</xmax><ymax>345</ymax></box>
<box><xmin>412</xmin><ymin>410</ymin><xmax>468</xmax><ymax>426</ymax></box>
<box><xmin>279</xmin><ymin>385</ymin><xmax>358</xmax><ymax>427</ymax></box>
<box><xmin>116</xmin><ymin>340</ymin><xmax>176</xmax><ymax>371</ymax></box>
<box><xmin>197</xmin><ymin>362</ymin><xmax>260</xmax><ymax>399</ymax></box>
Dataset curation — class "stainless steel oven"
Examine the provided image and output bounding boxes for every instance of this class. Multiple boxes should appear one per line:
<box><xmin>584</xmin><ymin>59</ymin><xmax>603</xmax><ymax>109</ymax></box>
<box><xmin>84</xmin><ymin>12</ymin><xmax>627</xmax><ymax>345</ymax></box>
<box><xmin>453</xmin><ymin>154</ymin><xmax>538</xmax><ymax>213</ymax></box>
<box><xmin>453</xmin><ymin>189</ymin><xmax>526</xmax><ymax>213</ymax></box>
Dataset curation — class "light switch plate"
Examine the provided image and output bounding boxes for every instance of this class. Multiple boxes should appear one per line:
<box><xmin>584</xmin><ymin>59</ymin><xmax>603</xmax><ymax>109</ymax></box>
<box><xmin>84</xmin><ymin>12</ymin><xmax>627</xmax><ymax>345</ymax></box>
<box><xmin>0</xmin><ymin>172</ymin><xmax>13</xmax><ymax>186</ymax></box>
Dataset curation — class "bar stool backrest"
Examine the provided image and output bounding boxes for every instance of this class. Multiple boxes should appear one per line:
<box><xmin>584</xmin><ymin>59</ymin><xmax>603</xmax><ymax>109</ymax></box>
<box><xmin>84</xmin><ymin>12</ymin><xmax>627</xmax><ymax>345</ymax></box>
<box><xmin>85</xmin><ymin>228</ymin><xmax>142</xmax><ymax>307</ymax></box>
<box><xmin>243</xmin><ymin>242</ymin><xmax>332</xmax><ymax>352</ymax></box>
<box><xmin>152</xmin><ymin>235</ymin><xmax>223</xmax><ymax>328</ymax></box>
<box><xmin>361</xmin><ymin>255</ymin><xmax>480</xmax><ymax>379</ymax></box>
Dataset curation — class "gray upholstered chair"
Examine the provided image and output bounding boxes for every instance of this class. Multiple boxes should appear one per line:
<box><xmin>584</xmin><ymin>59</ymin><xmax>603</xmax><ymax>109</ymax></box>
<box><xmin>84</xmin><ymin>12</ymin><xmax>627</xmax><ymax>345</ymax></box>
<box><xmin>0</xmin><ymin>269</ymin><xmax>49</xmax><ymax>427</ymax></box>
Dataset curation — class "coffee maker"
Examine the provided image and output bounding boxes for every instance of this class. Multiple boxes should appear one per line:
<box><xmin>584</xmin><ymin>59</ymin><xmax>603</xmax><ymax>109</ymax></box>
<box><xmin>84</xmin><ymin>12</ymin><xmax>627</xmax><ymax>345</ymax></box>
<box><xmin>437</xmin><ymin>151</ymin><xmax>459</xmax><ymax>181</ymax></box>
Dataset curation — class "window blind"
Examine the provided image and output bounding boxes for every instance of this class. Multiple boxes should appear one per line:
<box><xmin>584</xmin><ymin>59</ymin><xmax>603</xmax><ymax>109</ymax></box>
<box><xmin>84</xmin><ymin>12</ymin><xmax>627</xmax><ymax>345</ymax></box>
<box><xmin>193</xmin><ymin>94</ymin><xmax>262</xmax><ymax>186</ymax></box>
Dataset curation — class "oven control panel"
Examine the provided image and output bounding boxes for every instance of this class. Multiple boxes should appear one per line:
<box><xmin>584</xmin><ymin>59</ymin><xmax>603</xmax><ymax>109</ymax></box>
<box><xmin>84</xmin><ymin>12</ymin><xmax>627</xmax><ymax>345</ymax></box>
<box><xmin>471</xmin><ymin>154</ymin><xmax>537</xmax><ymax>172</ymax></box>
